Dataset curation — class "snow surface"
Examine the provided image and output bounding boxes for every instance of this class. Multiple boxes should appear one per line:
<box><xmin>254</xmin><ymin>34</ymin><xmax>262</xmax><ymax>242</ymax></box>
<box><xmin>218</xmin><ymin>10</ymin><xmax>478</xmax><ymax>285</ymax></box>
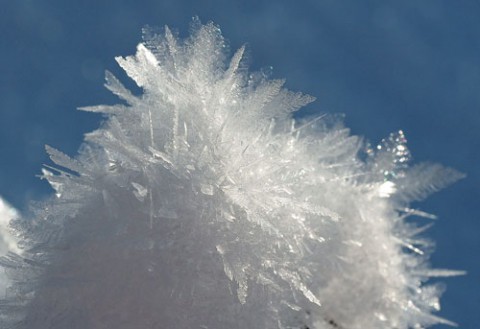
<box><xmin>0</xmin><ymin>20</ymin><xmax>464</xmax><ymax>329</ymax></box>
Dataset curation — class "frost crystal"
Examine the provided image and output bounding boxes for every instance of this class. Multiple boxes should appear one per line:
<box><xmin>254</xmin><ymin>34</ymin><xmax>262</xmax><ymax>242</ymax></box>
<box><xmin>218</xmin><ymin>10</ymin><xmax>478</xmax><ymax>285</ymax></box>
<box><xmin>0</xmin><ymin>21</ymin><xmax>464</xmax><ymax>329</ymax></box>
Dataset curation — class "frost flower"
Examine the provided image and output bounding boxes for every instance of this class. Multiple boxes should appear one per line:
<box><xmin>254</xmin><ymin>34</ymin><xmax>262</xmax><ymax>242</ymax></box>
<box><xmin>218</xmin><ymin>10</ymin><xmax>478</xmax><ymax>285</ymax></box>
<box><xmin>0</xmin><ymin>21</ymin><xmax>463</xmax><ymax>329</ymax></box>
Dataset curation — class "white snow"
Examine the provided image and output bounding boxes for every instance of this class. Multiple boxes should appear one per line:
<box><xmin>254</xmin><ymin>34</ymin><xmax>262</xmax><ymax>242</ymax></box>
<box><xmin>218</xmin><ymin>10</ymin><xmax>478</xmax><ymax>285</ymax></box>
<box><xmin>0</xmin><ymin>197</ymin><xmax>19</xmax><ymax>294</ymax></box>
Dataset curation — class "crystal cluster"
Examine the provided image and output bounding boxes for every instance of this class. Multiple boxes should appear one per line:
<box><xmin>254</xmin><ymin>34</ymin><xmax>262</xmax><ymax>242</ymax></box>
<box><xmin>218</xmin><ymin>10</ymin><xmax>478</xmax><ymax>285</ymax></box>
<box><xmin>0</xmin><ymin>20</ymin><xmax>463</xmax><ymax>329</ymax></box>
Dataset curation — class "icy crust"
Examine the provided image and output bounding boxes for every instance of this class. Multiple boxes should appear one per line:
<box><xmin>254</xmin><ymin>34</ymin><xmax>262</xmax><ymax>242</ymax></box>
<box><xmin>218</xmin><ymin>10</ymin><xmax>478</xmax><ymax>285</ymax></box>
<box><xmin>0</xmin><ymin>21</ymin><xmax>464</xmax><ymax>329</ymax></box>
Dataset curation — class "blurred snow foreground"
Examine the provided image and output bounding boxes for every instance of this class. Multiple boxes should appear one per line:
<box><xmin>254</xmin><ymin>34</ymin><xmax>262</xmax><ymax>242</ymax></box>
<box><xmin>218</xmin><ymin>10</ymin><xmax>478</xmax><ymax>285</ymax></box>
<box><xmin>0</xmin><ymin>198</ymin><xmax>20</xmax><ymax>293</ymax></box>
<box><xmin>0</xmin><ymin>21</ymin><xmax>465</xmax><ymax>329</ymax></box>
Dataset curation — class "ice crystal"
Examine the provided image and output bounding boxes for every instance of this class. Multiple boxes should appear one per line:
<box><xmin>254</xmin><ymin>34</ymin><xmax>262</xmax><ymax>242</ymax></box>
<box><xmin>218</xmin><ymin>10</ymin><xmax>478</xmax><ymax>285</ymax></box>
<box><xmin>0</xmin><ymin>20</ymin><xmax>464</xmax><ymax>329</ymax></box>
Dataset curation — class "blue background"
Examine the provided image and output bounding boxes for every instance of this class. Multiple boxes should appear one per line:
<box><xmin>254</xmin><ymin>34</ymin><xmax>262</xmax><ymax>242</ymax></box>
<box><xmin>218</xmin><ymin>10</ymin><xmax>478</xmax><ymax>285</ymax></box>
<box><xmin>0</xmin><ymin>1</ymin><xmax>478</xmax><ymax>327</ymax></box>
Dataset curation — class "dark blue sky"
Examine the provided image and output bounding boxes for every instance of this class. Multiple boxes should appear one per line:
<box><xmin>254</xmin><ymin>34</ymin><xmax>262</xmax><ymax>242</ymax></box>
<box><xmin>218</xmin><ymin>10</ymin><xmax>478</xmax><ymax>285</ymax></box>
<box><xmin>0</xmin><ymin>1</ymin><xmax>478</xmax><ymax>327</ymax></box>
